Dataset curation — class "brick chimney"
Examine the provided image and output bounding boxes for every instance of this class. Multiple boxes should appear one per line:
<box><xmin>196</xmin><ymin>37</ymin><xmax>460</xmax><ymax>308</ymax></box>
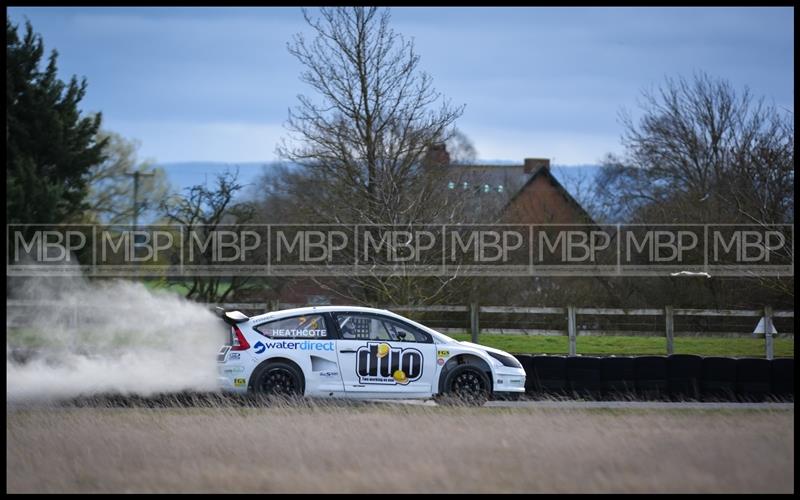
<box><xmin>523</xmin><ymin>157</ymin><xmax>550</xmax><ymax>173</ymax></box>
<box><xmin>425</xmin><ymin>143</ymin><xmax>451</xmax><ymax>166</ymax></box>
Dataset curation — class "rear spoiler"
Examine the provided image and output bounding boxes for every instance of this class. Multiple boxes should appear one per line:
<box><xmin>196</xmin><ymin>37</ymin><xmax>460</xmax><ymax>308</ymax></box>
<box><xmin>215</xmin><ymin>307</ymin><xmax>249</xmax><ymax>326</ymax></box>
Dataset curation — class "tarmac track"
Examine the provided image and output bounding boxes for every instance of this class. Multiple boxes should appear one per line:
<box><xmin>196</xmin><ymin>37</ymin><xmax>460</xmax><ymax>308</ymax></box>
<box><xmin>290</xmin><ymin>397</ymin><xmax>794</xmax><ymax>411</ymax></box>
<box><xmin>475</xmin><ymin>400</ymin><xmax>790</xmax><ymax>410</ymax></box>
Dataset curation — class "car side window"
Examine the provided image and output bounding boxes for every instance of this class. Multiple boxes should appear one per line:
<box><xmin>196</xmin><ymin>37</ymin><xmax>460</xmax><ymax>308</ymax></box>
<box><xmin>254</xmin><ymin>314</ymin><xmax>328</xmax><ymax>339</ymax></box>
<box><xmin>336</xmin><ymin>314</ymin><xmax>383</xmax><ymax>340</ymax></box>
<box><xmin>383</xmin><ymin>318</ymin><xmax>432</xmax><ymax>343</ymax></box>
<box><xmin>335</xmin><ymin>313</ymin><xmax>431</xmax><ymax>343</ymax></box>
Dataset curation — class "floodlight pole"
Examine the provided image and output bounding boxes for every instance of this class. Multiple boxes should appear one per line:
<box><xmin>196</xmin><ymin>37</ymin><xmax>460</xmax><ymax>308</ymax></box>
<box><xmin>126</xmin><ymin>170</ymin><xmax>156</xmax><ymax>231</ymax></box>
<box><xmin>125</xmin><ymin>170</ymin><xmax>156</xmax><ymax>265</ymax></box>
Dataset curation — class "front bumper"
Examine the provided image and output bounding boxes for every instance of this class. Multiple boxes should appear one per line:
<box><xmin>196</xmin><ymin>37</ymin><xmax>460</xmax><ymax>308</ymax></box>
<box><xmin>492</xmin><ymin>366</ymin><xmax>527</xmax><ymax>393</ymax></box>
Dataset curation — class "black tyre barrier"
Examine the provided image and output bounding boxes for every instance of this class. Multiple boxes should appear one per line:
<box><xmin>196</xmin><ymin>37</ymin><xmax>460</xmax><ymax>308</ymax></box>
<box><xmin>566</xmin><ymin>356</ymin><xmax>603</xmax><ymax>397</ymax></box>
<box><xmin>634</xmin><ymin>356</ymin><xmax>668</xmax><ymax>399</ymax></box>
<box><xmin>770</xmin><ymin>358</ymin><xmax>794</xmax><ymax>400</ymax></box>
<box><xmin>700</xmin><ymin>357</ymin><xmax>737</xmax><ymax>401</ymax></box>
<box><xmin>529</xmin><ymin>355</ymin><xmax>568</xmax><ymax>395</ymax></box>
<box><xmin>600</xmin><ymin>356</ymin><xmax>637</xmax><ymax>398</ymax></box>
<box><xmin>512</xmin><ymin>354</ymin><xmax>537</xmax><ymax>393</ymax></box>
<box><xmin>735</xmin><ymin>358</ymin><xmax>772</xmax><ymax>402</ymax></box>
<box><xmin>666</xmin><ymin>354</ymin><xmax>703</xmax><ymax>400</ymax></box>
<box><xmin>507</xmin><ymin>353</ymin><xmax>792</xmax><ymax>402</ymax></box>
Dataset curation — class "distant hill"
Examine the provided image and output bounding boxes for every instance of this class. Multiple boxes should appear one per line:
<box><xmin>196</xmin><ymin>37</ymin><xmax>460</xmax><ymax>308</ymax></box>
<box><xmin>157</xmin><ymin>160</ymin><xmax>603</xmax><ymax>202</ymax></box>
<box><xmin>157</xmin><ymin>162</ymin><xmax>274</xmax><ymax>195</ymax></box>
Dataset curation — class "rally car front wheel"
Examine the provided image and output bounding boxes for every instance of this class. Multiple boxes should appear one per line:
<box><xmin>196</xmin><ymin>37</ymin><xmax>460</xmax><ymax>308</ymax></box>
<box><xmin>437</xmin><ymin>365</ymin><xmax>491</xmax><ymax>406</ymax></box>
<box><xmin>251</xmin><ymin>361</ymin><xmax>305</xmax><ymax>400</ymax></box>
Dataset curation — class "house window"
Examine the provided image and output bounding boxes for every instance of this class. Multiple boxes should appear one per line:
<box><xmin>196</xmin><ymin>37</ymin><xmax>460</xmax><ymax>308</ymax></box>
<box><xmin>447</xmin><ymin>181</ymin><xmax>455</xmax><ymax>190</ymax></box>
<box><xmin>497</xmin><ymin>185</ymin><xmax>504</xmax><ymax>193</ymax></box>
<box><xmin>483</xmin><ymin>184</ymin><xmax>490</xmax><ymax>193</ymax></box>
<box><xmin>463</xmin><ymin>181</ymin><xmax>469</xmax><ymax>190</ymax></box>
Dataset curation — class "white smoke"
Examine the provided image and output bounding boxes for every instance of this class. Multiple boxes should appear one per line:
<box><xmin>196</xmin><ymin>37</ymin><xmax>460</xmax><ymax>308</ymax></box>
<box><xmin>6</xmin><ymin>275</ymin><xmax>228</xmax><ymax>402</ymax></box>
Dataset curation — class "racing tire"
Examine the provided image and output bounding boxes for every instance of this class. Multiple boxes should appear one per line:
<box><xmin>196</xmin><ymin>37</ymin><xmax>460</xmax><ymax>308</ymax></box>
<box><xmin>251</xmin><ymin>361</ymin><xmax>305</xmax><ymax>402</ymax></box>
<box><xmin>437</xmin><ymin>365</ymin><xmax>491</xmax><ymax>406</ymax></box>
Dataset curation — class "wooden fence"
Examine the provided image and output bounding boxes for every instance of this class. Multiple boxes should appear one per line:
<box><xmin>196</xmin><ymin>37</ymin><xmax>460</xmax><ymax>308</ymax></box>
<box><xmin>6</xmin><ymin>300</ymin><xmax>793</xmax><ymax>360</ymax></box>
<box><xmin>199</xmin><ymin>302</ymin><xmax>794</xmax><ymax>360</ymax></box>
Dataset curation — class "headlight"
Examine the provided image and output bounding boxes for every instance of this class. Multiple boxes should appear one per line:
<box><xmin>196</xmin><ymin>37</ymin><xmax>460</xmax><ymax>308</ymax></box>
<box><xmin>486</xmin><ymin>351</ymin><xmax>522</xmax><ymax>369</ymax></box>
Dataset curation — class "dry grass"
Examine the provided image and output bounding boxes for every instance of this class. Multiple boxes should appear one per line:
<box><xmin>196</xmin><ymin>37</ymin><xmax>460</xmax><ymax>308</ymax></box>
<box><xmin>6</xmin><ymin>400</ymin><xmax>794</xmax><ymax>493</ymax></box>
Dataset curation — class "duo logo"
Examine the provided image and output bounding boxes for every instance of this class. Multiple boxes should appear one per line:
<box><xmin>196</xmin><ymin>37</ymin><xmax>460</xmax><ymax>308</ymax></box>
<box><xmin>356</xmin><ymin>342</ymin><xmax>423</xmax><ymax>385</ymax></box>
<box><xmin>253</xmin><ymin>340</ymin><xmax>334</xmax><ymax>354</ymax></box>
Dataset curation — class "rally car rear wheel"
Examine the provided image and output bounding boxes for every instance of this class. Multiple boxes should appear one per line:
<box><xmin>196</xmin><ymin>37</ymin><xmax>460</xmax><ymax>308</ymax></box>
<box><xmin>252</xmin><ymin>361</ymin><xmax>305</xmax><ymax>400</ymax></box>
<box><xmin>438</xmin><ymin>365</ymin><xmax>491</xmax><ymax>406</ymax></box>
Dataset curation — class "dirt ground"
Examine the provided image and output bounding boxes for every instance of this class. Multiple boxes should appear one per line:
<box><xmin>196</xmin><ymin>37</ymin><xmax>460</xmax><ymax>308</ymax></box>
<box><xmin>6</xmin><ymin>402</ymin><xmax>794</xmax><ymax>493</ymax></box>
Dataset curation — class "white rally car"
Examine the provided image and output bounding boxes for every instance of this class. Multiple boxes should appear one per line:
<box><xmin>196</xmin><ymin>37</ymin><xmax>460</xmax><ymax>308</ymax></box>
<box><xmin>216</xmin><ymin>306</ymin><xmax>525</xmax><ymax>405</ymax></box>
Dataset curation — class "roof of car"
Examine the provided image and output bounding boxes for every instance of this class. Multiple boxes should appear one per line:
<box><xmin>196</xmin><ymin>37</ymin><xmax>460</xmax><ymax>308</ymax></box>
<box><xmin>247</xmin><ymin>305</ymin><xmax>394</xmax><ymax>323</ymax></box>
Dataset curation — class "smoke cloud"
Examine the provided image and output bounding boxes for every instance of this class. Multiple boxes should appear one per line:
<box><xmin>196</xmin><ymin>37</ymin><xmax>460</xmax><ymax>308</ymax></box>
<box><xmin>6</xmin><ymin>276</ymin><xmax>227</xmax><ymax>402</ymax></box>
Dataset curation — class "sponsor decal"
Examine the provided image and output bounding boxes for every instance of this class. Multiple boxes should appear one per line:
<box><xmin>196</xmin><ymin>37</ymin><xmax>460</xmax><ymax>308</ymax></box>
<box><xmin>257</xmin><ymin>315</ymin><xmax>328</xmax><ymax>338</ymax></box>
<box><xmin>269</xmin><ymin>328</ymin><xmax>327</xmax><ymax>338</ymax></box>
<box><xmin>271</xmin><ymin>316</ymin><xmax>327</xmax><ymax>337</ymax></box>
<box><xmin>356</xmin><ymin>342</ymin><xmax>423</xmax><ymax>385</ymax></box>
<box><xmin>437</xmin><ymin>358</ymin><xmax>445</xmax><ymax>366</ymax></box>
<box><xmin>229</xmin><ymin>352</ymin><xmax>241</xmax><ymax>360</ymax></box>
<box><xmin>437</xmin><ymin>349</ymin><xmax>450</xmax><ymax>358</ymax></box>
<box><xmin>234</xmin><ymin>378</ymin><xmax>246</xmax><ymax>387</ymax></box>
<box><xmin>221</xmin><ymin>366</ymin><xmax>244</xmax><ymax>374</ymax></box>
<box><xmin>377</xmin><ymin>343</ymin><xmax>390</xmax><ymax>359</ymax></box>
<box><xmin>319</xmin><ymin>371</ymin><xmax>339</xmax><ymax>378</ymax></box>
<box><xmin>253</xmin><ymin>340</ymin><xmax>334</xmax><ymax>354</ymax></box>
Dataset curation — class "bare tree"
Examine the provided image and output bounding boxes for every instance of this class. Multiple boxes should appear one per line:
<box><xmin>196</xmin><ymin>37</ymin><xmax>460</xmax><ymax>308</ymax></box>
<box><xmin>552</xmin><ymin>166</ymin><xmax>606</xmax><ymax>223</ymax></box>
<box><xmin>601</xmin><ymin>72</ymin><xmax>793</xmax><ymax>225</ymax></box>
<box><xmin>270</xmin><ymin>7</ymin><xmax>471</xmax><ymax>305</ymax></box>
<box><xmin>160</xmin><ymin>169</ymin><xmax>260</xmax><ymax>304</ymax></box>
<box><xmin>596</xmin><ymin>72</ymin><xmax>794</xmax><ymax>305</ymax></box>
<box><xmin>446</xmin><ymin>128</ymin><xmax>478</xmax><ymax>165</ymax></box>
<box><xmin>277</xmin><ymin>7</ymin><xmax>464</xmax><ymax>225</ymax></box>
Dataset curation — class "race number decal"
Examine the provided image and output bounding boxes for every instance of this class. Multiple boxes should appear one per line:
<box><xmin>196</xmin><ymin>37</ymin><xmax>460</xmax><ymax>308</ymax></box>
<box><xmin>356</xmin><ymin>342</ymin><xmax>423</xmax><ymax>385</ymax></box>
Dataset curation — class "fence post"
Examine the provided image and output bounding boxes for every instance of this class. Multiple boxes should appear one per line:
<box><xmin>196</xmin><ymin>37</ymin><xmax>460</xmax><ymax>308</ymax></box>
<box><xmin>470</xmin><ymin>302</ymin><xmax>480</xmax><ymax>343</ymax></box>
<box><xmin>567</xmin><ymin>305</ymin><xmax>577</xmax><ymax>357</ymax></box>
<box><xmin>665</xmin><ymin>305</ymin><xmax>674</xmax><ymax>355</ymax></box>
<box><xmin>764</xmin><ymin>305</ymin><xmax>774</xmax><ymax>360</ymax></box>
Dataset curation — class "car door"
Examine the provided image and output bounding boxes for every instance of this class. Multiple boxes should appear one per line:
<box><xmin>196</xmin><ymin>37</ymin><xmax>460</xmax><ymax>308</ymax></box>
<box><xmin>251</xmin><ymin>313</ymin><xmax>344</xmax><ymax>395</ymax></box>
<box><xmin>334</xmin><ymin>312</ymin><xmax>437</xmax><ymax>398</ymax></box>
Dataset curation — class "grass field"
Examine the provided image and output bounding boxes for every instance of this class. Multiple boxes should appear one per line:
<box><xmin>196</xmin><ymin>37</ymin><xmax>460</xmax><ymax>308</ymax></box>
<box><xmin>450</xmin><ymin>333</ymin><xmax>795</xmax><ymax>358</ymax></box>
<box><xmin>7</xmin><ymin>328</ymin><xmax>793</xmax><ymax>358</ymax></box>
<box><xmin>6</xmin><ymin>400</ymin><xmax>793</xmax><ymax>493</ymax></box>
